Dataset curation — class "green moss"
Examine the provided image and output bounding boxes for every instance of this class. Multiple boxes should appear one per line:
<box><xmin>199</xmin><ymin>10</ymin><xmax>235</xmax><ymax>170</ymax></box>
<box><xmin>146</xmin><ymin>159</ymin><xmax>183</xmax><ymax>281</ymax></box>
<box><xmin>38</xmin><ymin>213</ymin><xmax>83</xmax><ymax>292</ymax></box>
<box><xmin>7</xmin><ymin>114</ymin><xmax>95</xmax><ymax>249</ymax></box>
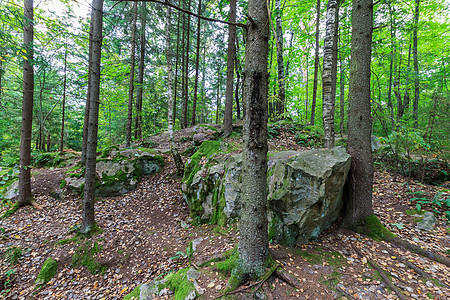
<box><xmin>353</xmin><ymin>215</ymin><xmax>396</xmax><ymax>241</ymax></box>
<box><xmin>183</xmin><ymin>140</ymin><xmax>222</xmax><ymax>186</ymax></box>
<box><xmin>59</xmin><ymin>179</ymin><xmax>66</xmax><ymax>189</ymax></box>
<box><xmin>216</xmin><ymin>248</ymin><xmax>238</xmax><ymax>276</ymax></box>
<box><xmin>199</xmin><ymin>124</ymin><xmax>219</xmax><ymax>132</ymax></box>
<box><xmin>165</xmin><ymin>268</ymin><xmax>196</xmax><ymax>300</ymax></box>
<box><xmin>296</xmin><ymin>248</ymin><xmax>345</xmax><ymax>266</ymax></box>
<box><xmin>100</xmin><ymin>145</ymin><xmax>119</xmax><ymax>158</ymax></box>
<box><xmin>123</xmin><ymin>285</ymin><xmax>141</xmax><ymax>300</ymax></box>
<box><xmin>35</xmin><ymin>257</ymin><xmax>58</xmax><ymax>287</ymax></box>
<box><xmin>71</xmin><ymin>240</ymin><xmax>108</xmax><ymax>275</ymax></box>
<box><xmin>405</xmin><ymin>209</ymin><xmax>425</xmax><ymax>216</ymax></box>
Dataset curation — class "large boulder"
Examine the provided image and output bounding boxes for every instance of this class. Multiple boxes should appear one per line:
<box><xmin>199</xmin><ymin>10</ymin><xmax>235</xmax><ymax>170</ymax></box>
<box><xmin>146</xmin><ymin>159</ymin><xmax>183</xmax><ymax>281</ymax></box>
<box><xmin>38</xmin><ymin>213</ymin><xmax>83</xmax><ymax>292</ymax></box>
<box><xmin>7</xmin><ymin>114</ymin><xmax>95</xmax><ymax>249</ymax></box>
<box><xmin>181</xmin><ymin>147</ymin><xmax>351</xmax><ymax>246</ymax></box>
<box><xmin>66</xmin><ymin>148</ymin><xmax>164</xmax><ymax>197</ymax></box>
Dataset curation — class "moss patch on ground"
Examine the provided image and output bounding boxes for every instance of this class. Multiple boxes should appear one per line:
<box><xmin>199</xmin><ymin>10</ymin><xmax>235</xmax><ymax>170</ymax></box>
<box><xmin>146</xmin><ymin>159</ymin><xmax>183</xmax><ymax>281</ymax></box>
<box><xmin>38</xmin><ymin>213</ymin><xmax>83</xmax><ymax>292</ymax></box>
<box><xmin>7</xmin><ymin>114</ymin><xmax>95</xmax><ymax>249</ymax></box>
<box><xmin>122</xmin><ymin>285</ymin><xmax>140</xmax><ymax>300</ymax></box>
<box><xmin>35</xmin><ymin>257</ymin><xmax>58</xmax><ymax>287</ymax></box>
<box><xmin>71</xmin><ymin>240</ymin><xmax>108</xmax><ymax>275</ymax></box>
<box><xmin>165</xmin><ymin>268</ymin><xmax>197</xmax><ymax>300</ymax></box>
<box><xmin>296</xmin><ymin>247</ymin><xmax>345</xmax><ymax>266</ymax></box>
<box><xmin>353</xmin><ymin>215</ymin><xmax>396</xmax><ymax>241</ymax></box>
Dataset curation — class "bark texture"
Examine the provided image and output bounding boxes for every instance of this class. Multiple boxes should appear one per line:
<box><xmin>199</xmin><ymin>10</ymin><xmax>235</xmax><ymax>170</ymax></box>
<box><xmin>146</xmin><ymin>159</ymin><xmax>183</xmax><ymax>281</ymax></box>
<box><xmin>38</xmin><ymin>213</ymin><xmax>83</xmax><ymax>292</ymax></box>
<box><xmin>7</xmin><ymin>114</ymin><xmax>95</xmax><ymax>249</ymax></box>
<box><xmin>81</xmin><ymin>23</ymin><xmax>94</xmax><ymax>165</ymax></box>
<box><xmin>343</xmin><ymin>0</ymin><xmax>374</xmax><ymax>226</ymax></box>
<box><xmin>60</xmin><ymin>45</ymin><xmax>67</xmax><ymax>152</ymax></box>
<box><xmin>322</xmin><ymin>0</ymin><xmax>338</xmax><ymax>148</ymax></box>
<box><xmin>237</xmin><ymin>0</ymin><xmax>270</xmax><ymax>280</ymax></box>
<box><xmin>81</xmin><ymin>0</ymin><xmax>104</xmax><ymax>234</ymax></box>
<box><xmin>135</xmin><ymin>3</ymin><xmax>146</xmax><ymax>140</ymax></box>
<box><xmin>18</xmin><ymin>0</ymin><xmax>34</xmax><ymax>207</ymax></box>
<box><xmin>310</xmin><ymin>0</ymin><xmax>321</xmax><ymax>125</ymax></box>
<box><xmin>413</xmin><ymin>0</ymin><xmax>420</xmax><ymax>128</ymax></box>
<box><xmin>275</xmin><ymin>0</ymin><xmax>285</xmax><ymax>119</ymax></box>
<box><xmin>223</xmin><ymin>0</ymin><xmax>237</xmax><ymax>137</ymax></box>
<box><xmin>126</xmin><ymin>2</ymin><xmax>138</xmax><ymax>147</ymax></box>
<box><xmin>191</xmin><ymin>0</ymin><xmax>202</xmax><ymax>126</ymax></box>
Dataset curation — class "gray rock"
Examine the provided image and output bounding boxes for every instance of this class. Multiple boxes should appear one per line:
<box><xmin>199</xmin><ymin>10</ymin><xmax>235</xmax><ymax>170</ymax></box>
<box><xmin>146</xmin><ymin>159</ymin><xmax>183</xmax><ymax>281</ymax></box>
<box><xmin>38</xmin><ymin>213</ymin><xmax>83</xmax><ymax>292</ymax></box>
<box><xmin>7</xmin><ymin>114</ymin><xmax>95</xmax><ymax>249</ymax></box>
<box><xmin>66</xmin><ymin>148</ymin><xmax>163</xmax><ymax>197</ymax></box>
<box><xmin>139</xmin><ymin>279</ymin><xmax>167</xmax><ymax>299</ymax></box>
<box><xmin>417</xmin><ymin>212</ymin><xmax>437</xmax><ymax>231</ymax></box>
<box><xmin>182</xmin><ymin>147</ymin><xmax>351</xmax><ymax>246</ymax></box>
<box><xmin>4</xmin><ymin>180</ymin><xmax>19</xmax><ymax>200</ymax></box>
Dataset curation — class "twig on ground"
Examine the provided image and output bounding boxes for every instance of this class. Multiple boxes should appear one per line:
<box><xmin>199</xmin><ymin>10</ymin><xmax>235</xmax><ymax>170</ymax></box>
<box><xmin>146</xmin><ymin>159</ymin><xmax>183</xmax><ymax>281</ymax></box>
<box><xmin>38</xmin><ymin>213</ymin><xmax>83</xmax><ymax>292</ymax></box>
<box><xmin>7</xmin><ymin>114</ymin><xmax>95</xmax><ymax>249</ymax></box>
<box><xmin>351</xmin><ymin>243</ymin><xmax>407</xmax><ymax>300</ymax></box>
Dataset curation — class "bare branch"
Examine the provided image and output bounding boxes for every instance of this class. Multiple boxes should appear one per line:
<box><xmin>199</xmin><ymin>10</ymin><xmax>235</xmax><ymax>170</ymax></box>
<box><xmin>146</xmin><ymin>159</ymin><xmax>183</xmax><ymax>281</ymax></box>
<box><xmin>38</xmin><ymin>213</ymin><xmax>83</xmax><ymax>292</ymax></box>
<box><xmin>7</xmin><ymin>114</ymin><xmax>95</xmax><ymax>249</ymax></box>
<box><xmin>111</xmin><ymin>0</ymin><xmax>246</xmax><ymax>28</ymax></box>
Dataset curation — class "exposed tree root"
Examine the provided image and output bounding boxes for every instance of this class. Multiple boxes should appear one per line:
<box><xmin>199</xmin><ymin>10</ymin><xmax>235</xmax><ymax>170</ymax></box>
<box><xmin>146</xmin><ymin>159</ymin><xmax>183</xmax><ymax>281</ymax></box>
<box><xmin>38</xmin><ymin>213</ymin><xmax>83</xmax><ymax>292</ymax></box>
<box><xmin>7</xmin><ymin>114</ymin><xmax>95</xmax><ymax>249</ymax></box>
<box><xmin>333</xmin><ymin>285</ymin><xmax>358</xmax><ymax>300</ymax></box>
<box><xmin>383</xmin><ymin>245</ymin><xmax>449</xmax><ymax>288</ymax></box>
<box><xmin>274</xmin><ymin>269</ymin><xmax>301</xmax><ymax>290</ymax></box>
<box><xmin>387</xmin><ymin>236</ymin><xmax>450</xmax><ymax>268</ymax></box>
<box><xmin>351</xmin><ymin>243</ymin><xmax>407</xmax><ymax>300</ymax></box>
<box><xmin>31</xmin><ymin>201</ymin><xmax>43</xmax><ymax>210</ymax></box>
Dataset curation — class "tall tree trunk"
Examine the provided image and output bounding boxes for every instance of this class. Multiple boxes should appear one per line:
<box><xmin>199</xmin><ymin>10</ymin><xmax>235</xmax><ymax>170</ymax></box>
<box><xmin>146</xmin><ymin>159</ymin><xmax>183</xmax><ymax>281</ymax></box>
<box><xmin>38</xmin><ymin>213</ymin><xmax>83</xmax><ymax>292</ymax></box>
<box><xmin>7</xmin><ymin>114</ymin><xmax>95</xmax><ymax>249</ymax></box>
<box><xmin>322</xmin><ymin>0</ymin><xmax>339</xmax><ymax>148</ymax></box>
<box><xmin>223</xmin><ymin>0</ymin><xmax>237</xmax><ymax>136</ymax></box>
<box><xmin>182</xmin><ymin>0</ymin><xmax>191</xmax><ymax>128</ymax></box>
<box><xmin>60</xmin><ymin>44</ymin><xmax>67</xmax><ymax>152</ymax></box>
<box><xmin>81</xmin><ymin>0</ymin><xmax>103</xmax><ymax>234</ymax></box>
<box><xmin>311</xmin><ymin>0</ymin><xmax>321</xmax><ymax>125</ymax></box>
<box><xmin>173</xmin><ymin>8</ymin><xmax>181</xmax><ymax>125</ymax></box>
<box><xmin>413</xmin><ymin>0</ymin><xmax>420</xmax><ymax>128</ymax></box>
<box><xmin>342</xmin><ymin>0</ymin><xmax>374</xmax><ymax>227</ymax></box>
<box><xmin>81</xmin><ymin>23</ymin><xmax>94</xmax><ymax>165</ymax></box>
<box><xmin>305</xmin><ymin>52</ymin><xmax>309</xmax><ymax>122</ymax></box>
<box><xmin>387</xmin><ymin>3</ymin><xmax>396</xmax><ymax>131</ymax></box>
<box><xmin>236</xmin><ymin>0</ymin><xmax>269</xmax><ymax>282</ymax></box>
<box><xmin>275</xmin><ymin>0</ymin><xmax>285</xmax><ymax>119</ymax></box>
<box><xmin>135</xmin><ymin>3</ymin><xmax>146</xmax><ymax>140</ymax></box>
<box><xmin>235</xmin><ymin>39</ymin><xmax>242</xmax><ymax>120</ymax></box>
<box><xmin>191</xmin><ymin>0</ymin><xmax>202</xmax><ymax>126</ymax></box>
<box><xmin>18</xmin><ymin>0</ymin><xmax>34</xmax><ymax>207</ymax></box>
<box><xmin>165</xmin><ymin>6</ymin><xmax>184</xmax><ymax>176</ymax></box>
<box><xmin>215</xmin><ymin>63</ymin><xmax>221</xmax><ymax>124</ymax></box>
<box><xmin>126</xmin><ymin>2</ymin><xmax>138</xmax><ymax>147</ymax></box>
<box><xmin>403</xmin><ymin>44</ymin><xmax>411</xmax><ymax>115</ymax></box>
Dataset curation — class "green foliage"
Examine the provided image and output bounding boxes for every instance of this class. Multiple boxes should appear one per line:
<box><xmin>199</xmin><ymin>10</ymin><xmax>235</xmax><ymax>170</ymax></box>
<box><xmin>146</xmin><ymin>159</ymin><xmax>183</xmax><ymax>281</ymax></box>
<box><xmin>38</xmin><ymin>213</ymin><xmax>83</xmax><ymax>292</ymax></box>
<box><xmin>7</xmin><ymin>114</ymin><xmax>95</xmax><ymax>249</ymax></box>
<box><xmin>35</xmin><ymin>257</ymin><xmax>58</xmax><ymax>287</ymax></box>
<box><xmin>0</xmin><ymin>167</ymin><xmax>18</xmax><ymax>203</ymax></box>
<box><xmin>71</xmin><ymin>240</ymin><xmax>108</xmax><ymax>275</ymax></box>
<box><xmin>408</xmin><ymin>191</ymin><xmax>450</xmax><ymax>220</ymax></box>
<box><xmin>381</xmin><ymin>126</ymin><xmax>431</xmax><ymax>157</ymax></box>
<box><xmin>170</xmin><ymin>242</ymin><xmax>194</xmax><ymax>264</ymax></box>
<box><xmin>3</xmin><ymin>246</ymin><xmax>22</xmax><ymax>265</ymax></box>
<box><xmin>0</xmin><ymin>268</ymin><xmax>16</xmax><ymax>296</ymax></box>
<box><xmin>353</xmin><ymin>215</ymin><xmax>396</xmax><ymax>241</ymax></box>
<box><xmin>1</xmin><ymin>203</ymin><xmax>19</xmax><ymax>219</ymax></box>
<box><xmin>216</xmin><ymin>248</ymin><xmax>238</xmax><ymax>276</ymax></box>
<box><xmin>295</xmin><ymin>125</ymin><xmax>324</xmax><ymax>147</ymax></box>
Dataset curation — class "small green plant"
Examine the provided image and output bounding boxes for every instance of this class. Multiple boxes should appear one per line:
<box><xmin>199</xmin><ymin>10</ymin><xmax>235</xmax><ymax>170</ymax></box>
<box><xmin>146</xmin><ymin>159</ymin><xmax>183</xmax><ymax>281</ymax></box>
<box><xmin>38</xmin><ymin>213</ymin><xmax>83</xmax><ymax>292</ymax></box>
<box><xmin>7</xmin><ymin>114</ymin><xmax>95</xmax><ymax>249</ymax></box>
<box><xmin>71</xmin><ymin>241</ymin><xmax>108</xmax><ymax>275</ymax></box>
<box><xmin>3</xmin><ymin>246</ymin><xmax>22</xmax><ymax>265</ymax></box>
<box><xmin>0</xmin><ymin>269</ymin><xmax>16</xmax><ymax>296</ymax></box>
<box><xmin>171</xmin><ymin>242</ymin><xmax>194</xmax><ymax>264</ymax></box>
<box><xmin>408</xmin><ymin>191</ymin><xmax>450</xmax><ymax>220</ymax></box>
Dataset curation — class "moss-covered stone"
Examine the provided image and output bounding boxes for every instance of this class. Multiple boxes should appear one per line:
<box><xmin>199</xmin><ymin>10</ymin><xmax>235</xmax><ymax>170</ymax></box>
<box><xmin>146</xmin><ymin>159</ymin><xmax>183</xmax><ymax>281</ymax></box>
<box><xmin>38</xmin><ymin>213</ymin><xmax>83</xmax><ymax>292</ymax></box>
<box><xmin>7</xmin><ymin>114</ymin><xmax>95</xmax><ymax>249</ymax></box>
<box><xmin>165</xmin><ymin>268</ymin><xmax>197</xmax><ymax>300</ymax></box>
<box><xmin>353</xmin><ymin>215</ymin><xmax>396</xmax><ymax>241</ymax></box>
<box><xmin>122</xmin><ymin>285</ymin><xmax>141</xmax><ymax>300</ymax></box>
<box><xmin>183</xmin><ymin>140</ymin><xmax>222</xmax><ymax>186</ymax></box>
<box><xmin>35</xmin><ymin>257</ymin><xmax>58</xmax><ymax>287</ymax></box>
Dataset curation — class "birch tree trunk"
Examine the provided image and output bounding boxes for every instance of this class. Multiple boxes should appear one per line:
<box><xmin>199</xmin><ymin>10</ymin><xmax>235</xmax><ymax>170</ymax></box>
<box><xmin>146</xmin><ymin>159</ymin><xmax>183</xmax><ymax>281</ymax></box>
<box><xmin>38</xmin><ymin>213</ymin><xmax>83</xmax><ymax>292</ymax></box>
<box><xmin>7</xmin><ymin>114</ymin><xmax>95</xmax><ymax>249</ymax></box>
<box><xmin>18</xmin><ymin>0</ymin><xmax>34</xmax><ymax>207</ymax></box>
<box><xmin>322</xmin><ymin>0</ymin><xmax>338</xmax><ymax>148</ymax></box>
<box><xmin>126</xmin><ymin>2</ymin><xmax>138</xmax><ymax>147</ymax></box>
<box><xmin>223</xmin><ymin>0</ymin><xmax>237</xmax><ymax>136</ymax></box>
<box><xmin>81</xmin><ymin>0</ymin><xmax>103</xmax><ymax>234</ymax></box>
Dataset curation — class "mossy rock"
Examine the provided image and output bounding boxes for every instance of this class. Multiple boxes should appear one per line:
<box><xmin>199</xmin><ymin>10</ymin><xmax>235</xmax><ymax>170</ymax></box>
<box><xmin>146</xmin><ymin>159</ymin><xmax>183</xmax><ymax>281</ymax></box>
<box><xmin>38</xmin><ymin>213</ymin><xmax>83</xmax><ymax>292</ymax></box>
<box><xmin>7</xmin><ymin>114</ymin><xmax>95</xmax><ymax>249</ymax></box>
<box><xmin>35</xmin><ymin>257</ymin><xmax>58</xmax><ymax>287</ymax></box>
<box><xmin>183</xmin><ymin>140</ymin><xmax>223</xmax><ymax>186</ymax></box>
<box><xmin>353</xmin><ymin>215</ymin><xmax>396</xmax><ymax>241</ymax></box>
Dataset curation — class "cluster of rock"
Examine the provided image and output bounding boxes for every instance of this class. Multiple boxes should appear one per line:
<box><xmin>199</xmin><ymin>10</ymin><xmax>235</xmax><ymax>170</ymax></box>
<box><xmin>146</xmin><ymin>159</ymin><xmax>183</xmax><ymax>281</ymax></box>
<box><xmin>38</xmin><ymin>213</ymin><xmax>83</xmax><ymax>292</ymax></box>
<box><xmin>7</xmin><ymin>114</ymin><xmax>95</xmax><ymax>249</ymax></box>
<box><xmin>65</xmin><ymin>148</ymin><xmax>164</xmax><ymax>197</ymax></box>
<box><xmin>181</xmin><ymin>144</ymin><xmax>351</xmax><ymax>246</ymax></box>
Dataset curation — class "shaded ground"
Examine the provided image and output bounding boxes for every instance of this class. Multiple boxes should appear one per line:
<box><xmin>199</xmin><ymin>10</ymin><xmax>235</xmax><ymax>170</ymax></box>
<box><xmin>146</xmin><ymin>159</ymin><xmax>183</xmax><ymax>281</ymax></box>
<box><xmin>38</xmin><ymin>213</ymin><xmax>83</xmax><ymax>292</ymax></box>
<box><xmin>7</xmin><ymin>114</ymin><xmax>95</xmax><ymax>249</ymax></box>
<box><xmin>0</xmin><ymin>130</ymin><xmax>449</xmax><ymax>299</ymax></box>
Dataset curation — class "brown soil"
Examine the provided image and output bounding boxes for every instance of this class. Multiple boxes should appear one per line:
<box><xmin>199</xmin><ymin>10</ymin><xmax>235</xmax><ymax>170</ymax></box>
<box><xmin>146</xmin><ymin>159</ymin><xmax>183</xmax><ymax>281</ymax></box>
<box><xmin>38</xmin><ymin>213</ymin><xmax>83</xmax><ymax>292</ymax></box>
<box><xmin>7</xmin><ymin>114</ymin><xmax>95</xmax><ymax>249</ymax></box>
<box><xmin>0</xmin><ymin>130</ymin><xmax>449</xmax><ymax>300</ymax></box>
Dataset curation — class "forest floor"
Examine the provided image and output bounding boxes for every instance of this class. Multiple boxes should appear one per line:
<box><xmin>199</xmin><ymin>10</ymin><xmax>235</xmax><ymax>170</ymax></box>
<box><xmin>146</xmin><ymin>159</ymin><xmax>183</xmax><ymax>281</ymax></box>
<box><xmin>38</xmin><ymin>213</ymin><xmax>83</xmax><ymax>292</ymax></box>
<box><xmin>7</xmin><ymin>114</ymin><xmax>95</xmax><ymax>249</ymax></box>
<box><xmin>0</xmin><ymin>128</ymin><xmax>449</xmax><ymax>300</ymax></box>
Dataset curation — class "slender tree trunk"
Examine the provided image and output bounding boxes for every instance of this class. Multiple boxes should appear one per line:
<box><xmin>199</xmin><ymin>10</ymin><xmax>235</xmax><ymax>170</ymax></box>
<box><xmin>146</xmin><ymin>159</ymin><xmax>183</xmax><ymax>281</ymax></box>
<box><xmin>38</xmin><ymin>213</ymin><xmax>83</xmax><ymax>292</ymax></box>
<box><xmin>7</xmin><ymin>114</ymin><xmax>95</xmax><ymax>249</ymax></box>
<box><xmin>311</xmin><ymin>0</ymin><xmax>321</xmax><ymax>125</ymax></box>
<box><xmin>81</xmin><ymin>0</ymin><xmax>103</xmax><ymax>234</ymax></box>
<box><xmin>60</xmin><ymin>44</ymin><xmax>68</xmax><ymax>152</ymax></box>
<box><xmin>413</xmin><ymin>0</ymin><xmax>420</xmax><ymax>128</ymax></box>
<box><xmin>343</xmin><ymin>0</ymin><xmax>374</xmax><ymax>227</ymax></box>
<box><xmin>126</xmin><ymin>2</ymin><xmax>138</xmax><ymax>147</ymax></box>
<box><xmin>275</xmin><ymin>0</ymin><xmax>285</xmax><ymax>119</ymax></box>
<box><xmin>165</xmin><ymin>6</ymin><xmax>184</xmax><ymax>176</ymax></box>
<box><xmin>223</xmin><ymin>0</ymin><xmax>237</xmax><ymax>136</ymax></box>
<box><xmin>182</xmin><ymin>0</ymin><xmax>191</xmax><ymax>128</ymax></box>
<box><xmin>81</xmin><ymin>23</ymin><xmax>94</xmax><ymax>165</ymax></box>
<box><xmin>338</xmin><ymin>26</ymin><xmax>345</xmax><ymax>137</ymax></box>
<box><xmin>403</xmin><ymin>44</ymin><xmax>411</xmax><ymax>115</ymax></box>
<box><xmin>322</xmin><ymin>0</ymin><xmax>339</xmax><ymax>148</ymax></box>
<box><xmin>173</xmin><ymin>8</ymin><xmax>181</xmax><ymax>125</ymax></box>
<box><xmin>236</xmin><ymin>0</ymin><xmax>269</xmax><ymax>282</ymax></box>
<box><xmin>387</xmin><ymin>3</ymin><xmax>396</xmax><ymax>131</ymax></box>
<box><xmin>215</xmin><ymin>63</ymin><xmax>221</xmax><ymax>124</ymax></box>
<box><xmin>191</xmin><ymin>0</ymin><xmax>202</xmax><ymax>126</ymax></box>
<box><xmin>18</xmin><ymin>0</ymin><xmax>34</xmax><ymax>207</ymax></box>
<box><xmin>235</xmin><ymin>40</ymin><xmax>242</xmax><ymax>120</ymax></box>
<box><xmin>135</xmin><ymin>3</ymin><xmax>146</xmax><ymax>140</ymax></box>
<box><xmin>305</xmin><ymin>52</ymin><xmax>309</xmax><ymax>122</ymax></box>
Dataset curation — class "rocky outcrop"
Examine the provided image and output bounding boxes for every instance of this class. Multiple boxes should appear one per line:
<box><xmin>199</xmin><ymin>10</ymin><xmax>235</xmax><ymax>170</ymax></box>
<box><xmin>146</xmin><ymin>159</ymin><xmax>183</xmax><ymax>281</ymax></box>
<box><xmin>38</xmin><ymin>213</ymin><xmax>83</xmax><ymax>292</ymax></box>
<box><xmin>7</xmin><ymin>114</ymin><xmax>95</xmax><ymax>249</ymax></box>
<box><xmin>181</xmin><ymin>147</ymin><xmax>351</xmax><ymax>246</ymax></box>
<box><xmin>66</xmin><ymin>148</ymin><xmax>164</xmax><ymax>197</ymax></box>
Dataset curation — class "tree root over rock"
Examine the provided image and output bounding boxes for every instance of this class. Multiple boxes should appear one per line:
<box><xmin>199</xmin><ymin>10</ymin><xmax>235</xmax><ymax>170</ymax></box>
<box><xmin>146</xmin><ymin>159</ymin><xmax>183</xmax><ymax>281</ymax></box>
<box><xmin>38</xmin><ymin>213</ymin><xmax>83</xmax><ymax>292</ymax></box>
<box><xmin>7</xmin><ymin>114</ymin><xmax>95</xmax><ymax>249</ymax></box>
<box><xmin>351</xmin><ymin>243</ymin><xmax>407</xmax><ymax>300</ymax></box>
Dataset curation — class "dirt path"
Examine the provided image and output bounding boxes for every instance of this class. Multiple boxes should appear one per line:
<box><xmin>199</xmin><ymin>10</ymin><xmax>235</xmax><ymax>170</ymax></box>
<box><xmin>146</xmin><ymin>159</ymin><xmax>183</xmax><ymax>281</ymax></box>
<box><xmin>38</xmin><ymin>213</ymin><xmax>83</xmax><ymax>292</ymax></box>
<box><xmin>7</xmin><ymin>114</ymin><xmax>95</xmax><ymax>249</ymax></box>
<box><xmin>0</xmin><ymin>157</ymin><xmax>449</xmax><ymax>299</ymax></box>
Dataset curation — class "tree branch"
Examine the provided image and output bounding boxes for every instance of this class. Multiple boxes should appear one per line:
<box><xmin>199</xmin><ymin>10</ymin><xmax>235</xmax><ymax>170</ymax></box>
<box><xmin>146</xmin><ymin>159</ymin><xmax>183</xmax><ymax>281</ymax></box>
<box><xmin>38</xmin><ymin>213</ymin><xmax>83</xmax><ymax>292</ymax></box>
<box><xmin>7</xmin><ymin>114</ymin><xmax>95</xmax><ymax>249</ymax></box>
<box><xmin>111</xmin><ymin>0</ymin><xmax>246</xmax><ymax>28</ymax></box>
